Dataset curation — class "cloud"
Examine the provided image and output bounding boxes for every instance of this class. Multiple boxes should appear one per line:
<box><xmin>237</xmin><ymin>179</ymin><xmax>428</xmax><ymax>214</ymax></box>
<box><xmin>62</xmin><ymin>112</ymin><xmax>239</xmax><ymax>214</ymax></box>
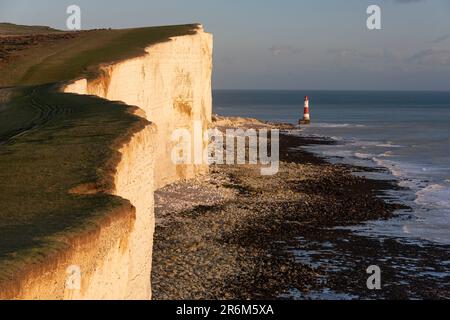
<box><xmin>433</xmin><ymin>33</ymin><xmax>450</xmax><ymax>44</ymax></box>
<box><xmin>327</xmin><ymin>48</ymin><xmax>401</xmax><ymax>62</ymax></box>
<box><xmin>408</xmin><ymin>49</ymin><xmax>450</xmax><ymax>66</ymax></box>
<box><xmin>327</xmin><ymin>48</ymin><xmax>361</xmax><ymax>59</ymax></box>
<box><xmin>268</xmin><ymin>45</ymin><xmax>302</xmax><ymax>56</ymax></box>
<box><xmin>391</xmin><ymin>0</ymin><xmax>426</xmax><ymax>3</ymax></box>
<box><xmin>327</xmin><ymin>47</ymin><xmax>450</xmax><ymax>67</ymax></box>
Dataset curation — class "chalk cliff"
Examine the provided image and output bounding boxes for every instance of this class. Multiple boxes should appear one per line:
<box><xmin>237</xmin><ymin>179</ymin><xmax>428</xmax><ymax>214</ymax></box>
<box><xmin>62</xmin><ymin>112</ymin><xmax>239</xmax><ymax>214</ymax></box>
<box><xmin>65</xmin><ymin>25</ymin><xmax>213</xmax><ymax>187</ymax></box>
<box><xmin>2</xmin><ymin>25</ymin><xmax>212</xmax><ymax>300</ymax></box>
<box><xmin>63</xmin><ymin>26</ymin><xmax>213</xmax><ymax>299</ymax></box>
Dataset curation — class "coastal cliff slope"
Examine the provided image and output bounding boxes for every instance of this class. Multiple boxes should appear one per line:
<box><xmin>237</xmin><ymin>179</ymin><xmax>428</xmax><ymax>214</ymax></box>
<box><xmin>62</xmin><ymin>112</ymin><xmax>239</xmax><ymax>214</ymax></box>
<box><xmin>64</xmin><ymin>25</ymin><xmax>213</xmax><ymax>186</ymax></box>
<box><xmin>0</xmin><ymin>24</ymin><xmax>212</xmax><ymax>299</ymax></box>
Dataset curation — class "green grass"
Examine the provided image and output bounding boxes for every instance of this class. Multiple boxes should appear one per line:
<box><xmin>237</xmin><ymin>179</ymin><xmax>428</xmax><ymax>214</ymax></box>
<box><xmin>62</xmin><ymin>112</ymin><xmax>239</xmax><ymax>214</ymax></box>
<box><xmin>1</xmin><ymin>24</ymin><xmax>199</xmax><ymax>86</ymax></box>
<box><xmin>0</xmin><ymin>23</ymin><xmax>199</xmax><ymax>284</ymax></box>
<box><xmin>0</xmin><ymin>85</ymin><xmax>148</xmax><ymax>281</ymax></box>
<box><xmin>0</xmin><ymin>22</ymin><xmax>61</xmax><ymax>35</ymax></box>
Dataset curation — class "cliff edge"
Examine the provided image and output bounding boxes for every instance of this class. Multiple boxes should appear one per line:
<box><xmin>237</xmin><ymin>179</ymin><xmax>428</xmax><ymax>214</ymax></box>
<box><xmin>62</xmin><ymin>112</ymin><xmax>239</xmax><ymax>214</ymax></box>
<box><xmin>0</xmin><ymin>24</ymin><xmax>212</xmax><ymax>300</ymax></box>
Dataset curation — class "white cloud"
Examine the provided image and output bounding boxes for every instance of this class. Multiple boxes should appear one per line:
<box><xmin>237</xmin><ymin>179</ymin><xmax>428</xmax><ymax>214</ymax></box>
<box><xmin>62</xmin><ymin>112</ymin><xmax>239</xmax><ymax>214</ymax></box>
<box><xmin>408</xmin><ymin>49</ymin><xmax>450</xmax><ymax>66</ymax></box>
<box><xmin>268</xmin><ymin>45</ymin><xmax>302</xmax><ymax>56</ymax></box>
<box><xmin>433</xmin><ymin>33</ymin><xmax>450</xmax><ymax>44</ymax></box>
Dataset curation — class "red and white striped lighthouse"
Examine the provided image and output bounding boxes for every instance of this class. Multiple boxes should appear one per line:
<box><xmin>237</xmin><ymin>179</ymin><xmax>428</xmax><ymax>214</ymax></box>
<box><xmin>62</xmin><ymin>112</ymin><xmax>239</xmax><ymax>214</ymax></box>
<box><xmin>299</xmin><ymin>96</ymin><xmax>311</xmax><ymax>125</ymax></box>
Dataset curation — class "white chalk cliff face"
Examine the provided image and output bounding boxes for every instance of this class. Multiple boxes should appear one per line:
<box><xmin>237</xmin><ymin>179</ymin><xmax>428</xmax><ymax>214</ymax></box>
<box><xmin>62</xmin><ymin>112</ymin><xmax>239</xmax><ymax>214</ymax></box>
<box><xmin>65</xmin><ymin>27</ymin><xmax>213</xmax><ymax>186</ymax></box>
<box><xmin>50</xmin><ymin>26</ymin><xmax>212</xmax><ymax>300</ymax></box>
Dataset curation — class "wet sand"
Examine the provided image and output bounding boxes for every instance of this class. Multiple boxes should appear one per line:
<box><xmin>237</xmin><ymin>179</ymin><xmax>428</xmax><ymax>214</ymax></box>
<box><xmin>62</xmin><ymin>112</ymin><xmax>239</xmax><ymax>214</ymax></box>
<box><xmin>152</xmin><ymin>119</ymin><xmax>450</xmax><ymax>300</ymax></box>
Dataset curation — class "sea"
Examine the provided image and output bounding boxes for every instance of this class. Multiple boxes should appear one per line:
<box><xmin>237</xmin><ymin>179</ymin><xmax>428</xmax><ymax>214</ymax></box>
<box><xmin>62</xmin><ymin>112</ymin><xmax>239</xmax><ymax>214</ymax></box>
<box><xmin>214</xmin><ymin>90</ymin><xmax>450</xmax><ymax>246</ymax></box>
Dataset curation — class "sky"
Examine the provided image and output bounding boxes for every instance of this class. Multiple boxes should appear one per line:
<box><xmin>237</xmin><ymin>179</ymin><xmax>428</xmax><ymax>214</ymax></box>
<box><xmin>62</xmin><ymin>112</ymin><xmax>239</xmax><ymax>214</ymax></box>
<box><xmin>1</xmin><ymin>0</ymin><xmax>450</xmax><ymax>90</ymax></box>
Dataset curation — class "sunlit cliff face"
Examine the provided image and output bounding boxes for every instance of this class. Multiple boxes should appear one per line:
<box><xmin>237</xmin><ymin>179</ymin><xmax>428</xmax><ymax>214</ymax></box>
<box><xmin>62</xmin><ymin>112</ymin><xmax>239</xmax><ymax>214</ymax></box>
<box><xmin>8</xmin><ymin>28</ymin><xmax>213</xmax><ymax>300</ymax></box>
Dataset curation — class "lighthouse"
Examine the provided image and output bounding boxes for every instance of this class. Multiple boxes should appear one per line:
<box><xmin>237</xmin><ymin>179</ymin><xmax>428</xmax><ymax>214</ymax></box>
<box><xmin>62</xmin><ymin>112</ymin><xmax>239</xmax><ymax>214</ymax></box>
<box><xmin>299</xmin><ymin>96</ymin><xmax>311</xmax><ymax>125</ymax></box>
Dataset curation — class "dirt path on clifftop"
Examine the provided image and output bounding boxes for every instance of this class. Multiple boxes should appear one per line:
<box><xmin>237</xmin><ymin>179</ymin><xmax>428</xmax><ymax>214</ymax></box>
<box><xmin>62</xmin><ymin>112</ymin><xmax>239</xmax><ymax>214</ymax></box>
<box><xmin>152</xmin><ymin>130</ymin><xmax>450</xmax><ymax>300</ymax></box>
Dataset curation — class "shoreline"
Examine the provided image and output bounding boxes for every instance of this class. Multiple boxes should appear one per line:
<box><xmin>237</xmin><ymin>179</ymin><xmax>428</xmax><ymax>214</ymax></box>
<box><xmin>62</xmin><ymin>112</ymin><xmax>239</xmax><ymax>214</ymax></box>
<box><xmin>152</xmin><ymin>116</ymin><xmax>450</xmax><ymax>300</ymax></box>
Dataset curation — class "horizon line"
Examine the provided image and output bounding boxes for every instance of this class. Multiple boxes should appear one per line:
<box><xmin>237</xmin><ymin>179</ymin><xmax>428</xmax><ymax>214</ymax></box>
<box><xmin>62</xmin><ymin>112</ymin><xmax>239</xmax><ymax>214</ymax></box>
<box><xmin>213</xmin><ymin>88</ymin><xmax>450</xmax><ymax>93</ymax></box>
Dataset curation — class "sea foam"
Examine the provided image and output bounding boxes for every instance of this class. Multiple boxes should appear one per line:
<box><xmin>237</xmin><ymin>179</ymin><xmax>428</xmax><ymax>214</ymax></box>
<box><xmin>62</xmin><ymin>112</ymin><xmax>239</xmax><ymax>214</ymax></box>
<box><xmin>415</xmin><ymin>184</ymin><xmax>450</xmax><ymax>209</ymax></box>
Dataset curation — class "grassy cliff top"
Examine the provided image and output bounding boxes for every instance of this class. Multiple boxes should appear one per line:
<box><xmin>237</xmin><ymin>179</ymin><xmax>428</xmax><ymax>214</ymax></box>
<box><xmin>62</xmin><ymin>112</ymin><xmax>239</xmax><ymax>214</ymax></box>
<box><xmin>0</xmin><ymin>23</ymin><xmax>201</xmax><ymax>291</ymax></box>
<box><xmin>0</xmin><ymin>22</ymin><xmax>61</xmax><ymax>35</ymax></box>
<box><xmin>0</xmin><ymin>84</ymin><xmax>149</xmax><ymax>287</ymax></box>
<box><xmin>0</xmin><ymin>23</ymin><xmax>199</xmax><ymax>86</ymax></box>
